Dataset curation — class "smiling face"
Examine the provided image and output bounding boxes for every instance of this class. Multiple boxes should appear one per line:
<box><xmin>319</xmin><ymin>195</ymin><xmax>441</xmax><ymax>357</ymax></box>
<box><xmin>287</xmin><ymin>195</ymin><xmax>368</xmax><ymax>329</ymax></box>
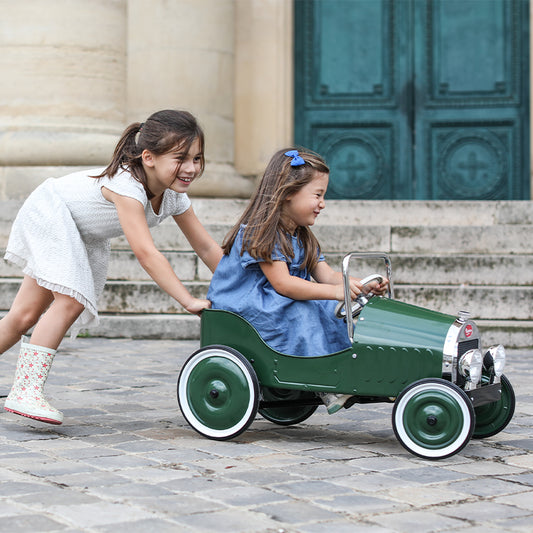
<box><xmin>142</xmin><ymin>137</ymin><xmax>203</xmax><ymax>196</ymax></box>
<box><xmin>281</xmin><ymin>170</ymin><xmax>329</xmax><ymax>233</ymax></box>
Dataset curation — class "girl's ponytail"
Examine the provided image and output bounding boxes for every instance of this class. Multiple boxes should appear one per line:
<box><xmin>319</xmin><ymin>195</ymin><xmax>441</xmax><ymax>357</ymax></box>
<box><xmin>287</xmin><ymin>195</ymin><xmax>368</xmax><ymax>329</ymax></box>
<box><xmin>101</xmin><ymin>122</ymin><xmax>142</xmax><ymax>177</ymax></box>
<box><xmin>91</xmin><ymin>122</ymin><xmax>147</xmax><ymax>191</ymax></box>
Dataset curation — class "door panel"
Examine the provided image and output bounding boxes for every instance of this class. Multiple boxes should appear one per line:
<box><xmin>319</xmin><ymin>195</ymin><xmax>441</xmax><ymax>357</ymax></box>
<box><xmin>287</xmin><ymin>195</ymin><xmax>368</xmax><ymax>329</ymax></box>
<box><xmin>415</xmin><ymin>0</ymin><xmax>529</xmax><ymax>199</ymax></box>
<box><xmin>315</xmin><ymin>1</ymin><xmax>392</xmax><ymax>101</ymax></box>
<box><xmin>294</xmin><ymin>0</ymin><xmax>530</xmax><ymax>200</ymax></box>
<box><xmin>294</xmin><ymin>0</ymin><xmax>412</xmax><ymax>199</ymax></box>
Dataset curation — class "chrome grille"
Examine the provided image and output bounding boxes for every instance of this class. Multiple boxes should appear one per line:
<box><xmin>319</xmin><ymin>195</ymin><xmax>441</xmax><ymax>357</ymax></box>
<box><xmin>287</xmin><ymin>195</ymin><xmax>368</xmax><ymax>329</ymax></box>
<box><xmin>458</xmin><ymin>338</ymin><xmax>479</xmax><ymax>357</ymax></box>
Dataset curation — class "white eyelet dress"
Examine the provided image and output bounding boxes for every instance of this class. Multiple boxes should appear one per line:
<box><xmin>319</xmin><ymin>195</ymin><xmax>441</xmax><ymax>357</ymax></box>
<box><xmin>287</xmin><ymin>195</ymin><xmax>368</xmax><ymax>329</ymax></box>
<box><xmin>4</xmin><ymin>168</ymin><xmax>191</xmax><ymax>335</ymax></box>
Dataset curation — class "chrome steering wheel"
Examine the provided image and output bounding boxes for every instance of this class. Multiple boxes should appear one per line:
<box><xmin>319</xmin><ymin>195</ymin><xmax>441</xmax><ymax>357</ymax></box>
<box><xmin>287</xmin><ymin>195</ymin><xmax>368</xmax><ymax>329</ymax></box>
<box><xmin>335</xmin><ymin>273</ymin><xmax>384</xmax><ymax>320</ymax></box>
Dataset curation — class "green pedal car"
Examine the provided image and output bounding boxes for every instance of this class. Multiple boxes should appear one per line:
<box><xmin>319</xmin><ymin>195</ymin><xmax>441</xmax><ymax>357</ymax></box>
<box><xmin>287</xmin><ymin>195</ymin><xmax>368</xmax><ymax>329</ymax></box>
<box><xmin>177</xmin><ymin>252</ymin><xmax>515</xmax><ymax>460</ymax></box>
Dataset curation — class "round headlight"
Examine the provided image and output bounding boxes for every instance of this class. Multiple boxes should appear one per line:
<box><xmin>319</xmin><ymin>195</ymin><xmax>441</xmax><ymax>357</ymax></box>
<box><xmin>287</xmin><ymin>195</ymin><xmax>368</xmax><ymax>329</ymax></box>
<box><xmin>486</xmin><ymin>345</ymin><xmax>506</xmax><ymax>377</ymax></box>
<box><xmin>459</xmin><ymin>349</ymin><xmax>483</xmax><ymax>386</ymax></box>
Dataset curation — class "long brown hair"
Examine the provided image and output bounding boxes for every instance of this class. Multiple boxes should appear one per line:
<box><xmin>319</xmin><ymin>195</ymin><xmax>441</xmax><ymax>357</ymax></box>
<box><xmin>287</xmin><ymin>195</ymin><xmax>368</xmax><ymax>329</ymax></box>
<box><xmin>223</xmin><ymin>147</ymin><xmax>330</xmax><ymax>272</ymax></box>
<box><xmin>92</xmin><ymin>109</ymin><xmax>205</xmax><ymax>199</ymax></box>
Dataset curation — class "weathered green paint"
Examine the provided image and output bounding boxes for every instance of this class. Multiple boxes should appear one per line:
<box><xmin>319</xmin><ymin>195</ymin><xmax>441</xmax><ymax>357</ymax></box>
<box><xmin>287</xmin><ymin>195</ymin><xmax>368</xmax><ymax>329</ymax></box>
<box><xmin>294</xmin><ymin>0</ymin><xmax>530</xmax><ymax>200</ymax></box>
<box><xmin>354</xmin><ymin>298</ymin><xmax>453</xmax><ymax>351</ymax></box>
<box><xmin>200</xmin><ymin>298</ymin><xmax>454</xmax><ymax>398</ymax></box>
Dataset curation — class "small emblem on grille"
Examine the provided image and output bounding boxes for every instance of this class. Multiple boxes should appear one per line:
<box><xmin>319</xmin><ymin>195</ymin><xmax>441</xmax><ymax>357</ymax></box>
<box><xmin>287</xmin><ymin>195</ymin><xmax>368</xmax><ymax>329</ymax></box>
<box><xmin>465</xmin><ymin>325</ymin><xmax>473</xmax><ymax>338</ymax></box>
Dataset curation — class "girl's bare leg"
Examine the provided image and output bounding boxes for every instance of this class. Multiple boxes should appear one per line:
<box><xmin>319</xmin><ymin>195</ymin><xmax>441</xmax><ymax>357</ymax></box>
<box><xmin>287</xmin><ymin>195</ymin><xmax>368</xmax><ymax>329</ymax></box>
<box><xmin>29</xmin><ymin>292</ymin><xmax>85</xmax><ymax>350</ymax></box>
<box><xmin>0</xmin><ymin>276</ymin><xmax>53</xmax><ymax>354</ymax></box>
<box><xmin>3</xmin><ymin>281</ymin><xmax>85</xmax><ymax>425</ymax></box>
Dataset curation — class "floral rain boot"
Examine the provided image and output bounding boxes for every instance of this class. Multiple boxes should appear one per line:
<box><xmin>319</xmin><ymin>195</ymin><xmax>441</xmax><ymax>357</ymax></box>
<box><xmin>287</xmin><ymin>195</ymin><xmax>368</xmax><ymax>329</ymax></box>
<box><xmin>4</xmin><ymin>341</ymin><xmax>63</xmax><ymax>425</ymax></box>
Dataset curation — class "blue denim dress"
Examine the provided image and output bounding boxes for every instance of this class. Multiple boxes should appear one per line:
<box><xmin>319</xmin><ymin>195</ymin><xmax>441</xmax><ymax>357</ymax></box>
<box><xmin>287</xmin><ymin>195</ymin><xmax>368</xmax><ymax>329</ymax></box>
<box><xmin>207</xmin><ymin>226</ymin><xmax>351</xmax><ymax>357</ymax></box>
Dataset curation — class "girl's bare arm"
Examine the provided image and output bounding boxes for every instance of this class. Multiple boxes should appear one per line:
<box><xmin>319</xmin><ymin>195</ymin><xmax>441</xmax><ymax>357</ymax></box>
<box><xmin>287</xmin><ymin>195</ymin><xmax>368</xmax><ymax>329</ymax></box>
<box><xmin>311</xmin><ymin>260</ymin><xmax>343</xmax><ymax>285</ymax></box>
<box><xmin>104</xmin><ymin>189</ymin><xmax>209</xmax><ymax>314</ymax></box>
<box><xmin>260</xmin><ymin>260</ymin><xmax>356</xmax><ymax>301</ymax></box>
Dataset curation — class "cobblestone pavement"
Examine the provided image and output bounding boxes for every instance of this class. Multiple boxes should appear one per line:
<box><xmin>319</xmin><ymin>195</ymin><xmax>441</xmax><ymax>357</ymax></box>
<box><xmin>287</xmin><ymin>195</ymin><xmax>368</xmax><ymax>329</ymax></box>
<box><xmin>0</xmin><ymin>338</ymin><xmax>531</xmax><ymax>533</ymax></box>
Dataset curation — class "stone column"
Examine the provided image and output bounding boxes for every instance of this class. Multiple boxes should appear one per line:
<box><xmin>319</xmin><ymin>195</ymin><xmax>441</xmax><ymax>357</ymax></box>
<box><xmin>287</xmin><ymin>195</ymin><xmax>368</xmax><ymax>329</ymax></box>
<box><xmin>0</xmin><ymin>0</ymin><xmax>127</xmax><ymax>200</ymax></box>
<box><xmin>127</xmin><ymin>0</ymin><xmax>254</xmax><ymax>198</ymax></box>
<box><xmin>234</xmin><ymin>0</ymin><xmax>294</xmax><ymax>178</ymax></box>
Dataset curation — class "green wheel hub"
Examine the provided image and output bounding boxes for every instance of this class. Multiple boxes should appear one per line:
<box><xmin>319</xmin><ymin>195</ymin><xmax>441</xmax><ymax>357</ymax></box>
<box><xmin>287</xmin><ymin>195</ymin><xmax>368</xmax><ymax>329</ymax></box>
<box><xmin>393</xmin><ymin>379</ymin><xmax>474</xmax><ymax>459</ymax></box>
<box><xmin>401</xmin><ymin>390</ymin><xmax>467</xmax><ymax>448</ymax></box>
<box><xmin>186</xmin><ymin>357</ymin><xmax>251</xmax><ymax>430</ymax></box>
<box><xmin>178</xmin><ymin>346</ymin><xmax>259</xmax><ymax>440</ymax></box>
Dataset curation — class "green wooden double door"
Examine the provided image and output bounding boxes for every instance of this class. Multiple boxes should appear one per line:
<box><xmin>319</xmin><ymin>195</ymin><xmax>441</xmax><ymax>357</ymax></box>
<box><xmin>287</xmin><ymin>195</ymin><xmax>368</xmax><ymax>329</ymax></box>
<box><xmin>294</xmin><ymin>0</ymin><xmax>530</xmax><ymax>200</ymax></box>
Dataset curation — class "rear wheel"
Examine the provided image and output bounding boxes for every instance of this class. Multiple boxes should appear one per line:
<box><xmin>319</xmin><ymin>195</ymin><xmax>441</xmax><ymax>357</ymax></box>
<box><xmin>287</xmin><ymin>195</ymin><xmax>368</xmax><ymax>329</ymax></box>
<box><xmin>259</xmin><ymin>387</ymin><xmax>318</xmax><ymax>425</ymax></box>
<box><xmin>177</xmin><ymin>345</ymin><xmax>259</xmax><ymax>440</ymax></box>
<box><xmin>473</xmin><ymin>374</ymin><xmax>515</xmax><ymax>439</ymax></box>
<box><xmin>392</xmin><ymin>378</ymin><xmax>475</xmax><ymax>459</ymax></box>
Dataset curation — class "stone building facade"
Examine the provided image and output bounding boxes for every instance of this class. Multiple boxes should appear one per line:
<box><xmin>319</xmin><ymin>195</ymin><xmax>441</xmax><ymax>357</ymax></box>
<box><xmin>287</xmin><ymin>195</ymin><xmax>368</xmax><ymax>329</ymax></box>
<box><xmin>0</xmin><ymin>0</ymin><xmax>531</xmax><ymax>199</ymax></box>
<box><xmin>0</xmin><ymin>0</ymin><xmax>293</xmax><ymax>200</ymax></box>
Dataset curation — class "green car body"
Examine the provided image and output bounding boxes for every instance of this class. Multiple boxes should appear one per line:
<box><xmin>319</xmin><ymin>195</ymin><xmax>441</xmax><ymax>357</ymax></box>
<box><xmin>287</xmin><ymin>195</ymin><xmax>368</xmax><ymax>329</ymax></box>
<box><xmin>178</xmin><ymin>253</ymin><xmax>515</xmax><ymax>459</ymax></box>
<box><xmin>200</xmin><ymin>298</ymin><xmax>449</xmax><ymax>398</ymax></box>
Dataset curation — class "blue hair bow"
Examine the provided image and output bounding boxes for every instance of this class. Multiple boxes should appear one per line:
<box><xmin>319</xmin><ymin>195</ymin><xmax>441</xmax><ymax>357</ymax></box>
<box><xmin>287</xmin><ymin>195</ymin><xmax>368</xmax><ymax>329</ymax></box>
<box><xmin>284</xmin><ymin>150</ymin><xmax>305</xmax><ymax>167</ymax></box>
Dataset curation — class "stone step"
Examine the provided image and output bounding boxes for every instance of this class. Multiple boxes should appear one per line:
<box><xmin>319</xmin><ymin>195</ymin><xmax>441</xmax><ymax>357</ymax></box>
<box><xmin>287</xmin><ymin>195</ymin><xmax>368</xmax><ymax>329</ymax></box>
<box><xmin>188</xmin><ymin>198</ymin><xmax>533</xmax><ymax>226</ymax></box>
<box><xmin>324</xmin><ymin>254</ymin><xmax>533</xmax><ymax>286</ymax></box>
<box><xmin>0</xmin><ymin>279</ymin><xmax>205</xmax><ymax>315</ymax></box>
<box><xmin>3</xmin><ymin>209</ymin><xmax>533</xmax><ymax>254</ymax></box>
<box><xmin>2</xmin><ymin>198</ymin><xmax>533</xmax><ymax>227</ymax></box>
<box><xmin>0</xmin><ymin>311</ymin><xmax>530</xmax><ymax>349</ymax></box>
<box><xmin>98</xmin><ymin>221</ymin><xmax>533</xmax><ymax>255</ymax></box>
<box><xmin>0</xmin><ymin>250</ymin><xmax>202</xmax><ymax>281</ymax></box>
<box><xmin>1</xmin><ymin>278</ymin><xmax>531</xmax><ymax>321</ymax></box>
<box><xmin>2</xmin><ymin>251</ymin><xmax>531</xmax><ymax>287</ymax></box>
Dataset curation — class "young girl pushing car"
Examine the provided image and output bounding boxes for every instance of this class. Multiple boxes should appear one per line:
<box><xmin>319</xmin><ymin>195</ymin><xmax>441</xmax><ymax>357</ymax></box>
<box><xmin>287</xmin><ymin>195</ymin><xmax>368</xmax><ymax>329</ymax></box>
<box><xmin>207</xmin><ymin>147</ymin><xmax>388</xmax><ymax>413</ymax></box>
<box><xmin>1</xmin><ymin>109</ymin><xmax>222</xmax><ymax>425</ymax></box>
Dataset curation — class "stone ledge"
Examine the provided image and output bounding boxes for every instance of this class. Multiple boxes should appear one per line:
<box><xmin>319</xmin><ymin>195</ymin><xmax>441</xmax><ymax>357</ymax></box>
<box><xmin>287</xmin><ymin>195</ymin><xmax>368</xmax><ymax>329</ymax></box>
<box><xmin>1</xmin><ymin>280</ymin><xmax>532</xmax><ymax>320</ymax></box>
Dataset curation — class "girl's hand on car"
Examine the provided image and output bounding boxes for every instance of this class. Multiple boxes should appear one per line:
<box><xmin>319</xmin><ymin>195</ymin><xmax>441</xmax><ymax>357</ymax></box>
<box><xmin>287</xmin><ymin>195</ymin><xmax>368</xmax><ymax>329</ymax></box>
<box><xmin>184</xmin><ymin>297</ymin><xmax>212</xmax><ymax>316</ymax></box>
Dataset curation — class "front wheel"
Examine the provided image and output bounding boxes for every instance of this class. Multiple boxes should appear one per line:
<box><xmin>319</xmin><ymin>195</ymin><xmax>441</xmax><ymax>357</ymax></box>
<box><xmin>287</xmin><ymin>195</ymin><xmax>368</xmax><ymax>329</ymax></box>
<box><xmin>177</xmin><ymin>345</ymin><xmax>259</xmax><ymax>440</ymax></box>
<box><xmin>392</xmin><ymin>378</ymin><xmax>475</xmax><ymax>460</ymax></box>
<box><xmin>473</xmin><ymin>374</ymin><xmax>515</xmax><ymax>439</ymax></box>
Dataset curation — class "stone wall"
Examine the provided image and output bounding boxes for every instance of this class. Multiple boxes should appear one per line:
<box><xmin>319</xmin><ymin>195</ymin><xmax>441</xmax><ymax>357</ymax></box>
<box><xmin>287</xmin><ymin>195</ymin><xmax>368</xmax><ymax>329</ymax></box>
<box><xmin>0</xmin><ymin>0</ymin><xmax>293</xmax><ymax>200</ymax></box>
